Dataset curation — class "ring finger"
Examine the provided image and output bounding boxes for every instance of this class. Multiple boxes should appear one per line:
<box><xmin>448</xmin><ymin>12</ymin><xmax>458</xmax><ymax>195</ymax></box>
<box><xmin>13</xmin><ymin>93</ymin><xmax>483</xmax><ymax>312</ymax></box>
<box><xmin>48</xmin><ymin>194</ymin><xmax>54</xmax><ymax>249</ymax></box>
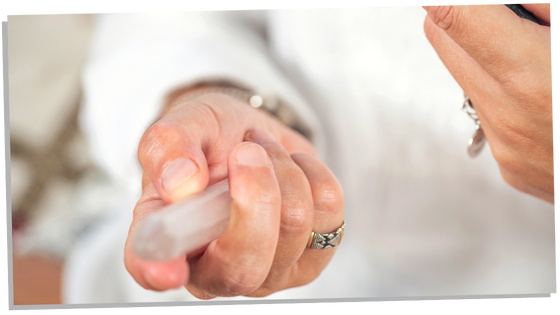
<box><xmin>290</xmin><ymin>153</ymin><xmax>345</xmax><ymax>286</ymax></box>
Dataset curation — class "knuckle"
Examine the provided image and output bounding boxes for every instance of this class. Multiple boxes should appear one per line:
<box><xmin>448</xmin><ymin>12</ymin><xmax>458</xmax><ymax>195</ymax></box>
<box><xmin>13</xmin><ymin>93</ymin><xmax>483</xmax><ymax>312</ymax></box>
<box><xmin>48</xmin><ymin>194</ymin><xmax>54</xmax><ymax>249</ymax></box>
<box><xmin>280</xmin><ymin>200</ymin><xmax>313</xmax><ymax>235</ymax></box>
<box><xmin>277</xmin><ymin>169</ymin><xmax>314</xmax><ymax>235</ymax></box>
<box><xmin>138</xmin><ymin>121</ymin><xmax>180</xmax><ymax>162</ymax></box>
<box><xmin>313</xmin><ymin>179</ymin><xmax>344</xmax><ymax>216</ymax></box>
<box><xmin>239</xmin><ymin>190</ymin><xmax>280</xmax><ymax>215</ymax></box>
<box><xmin>428</xmin><ymin>6</ymin><xmax>459</xmax><ymax>31</ymax></box>
<box><xmin>491</xmin><ymin>64</ymin><xmax>527</xmax><ymax>87</ymax></box>
<box><xmin>220</xmin><ymin>265</ymin><xmax>267</xmax><ymax>296</ymax></box>
<box><xmin>498</xmin><ymin>69</ymin><xmax>532</xmax><ymax>90</ymax></box>
<box><xmin>501</xmin><ymin>74</ymin><xmax>552</xmax><ymax>112</ymax></box>
<box><xmin>489</xmin><ymin>112</ymin><xmax>534</xmax><ymax>149</ymax></box>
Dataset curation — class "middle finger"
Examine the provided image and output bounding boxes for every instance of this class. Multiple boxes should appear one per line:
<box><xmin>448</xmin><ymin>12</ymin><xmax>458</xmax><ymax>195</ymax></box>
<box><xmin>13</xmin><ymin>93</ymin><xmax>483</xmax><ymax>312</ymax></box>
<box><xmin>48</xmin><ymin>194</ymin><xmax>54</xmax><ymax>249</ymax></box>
<box><xmin>244</xmin><ymin>129</ymin><xmax>315</xmax><ymax>296</ymax></box>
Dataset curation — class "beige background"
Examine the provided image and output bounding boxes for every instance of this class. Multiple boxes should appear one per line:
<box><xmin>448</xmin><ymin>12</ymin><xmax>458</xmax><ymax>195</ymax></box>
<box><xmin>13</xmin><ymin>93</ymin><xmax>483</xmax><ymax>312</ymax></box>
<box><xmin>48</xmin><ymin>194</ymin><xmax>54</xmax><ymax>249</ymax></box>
<box><xmin>8</xmin><ymin>14</ymin><xmax>106</xmax><ymax>305</ymax></box>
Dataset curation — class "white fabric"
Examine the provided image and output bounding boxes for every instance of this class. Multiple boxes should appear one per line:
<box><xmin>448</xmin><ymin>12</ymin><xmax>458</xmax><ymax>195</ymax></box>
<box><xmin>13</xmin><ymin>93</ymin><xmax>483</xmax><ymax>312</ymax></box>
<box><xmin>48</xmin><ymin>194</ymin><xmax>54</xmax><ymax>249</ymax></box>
<box><xmin>64</xmin><ymin>7</ymin><xmax>555</xmax><ymax>303</ymax></box>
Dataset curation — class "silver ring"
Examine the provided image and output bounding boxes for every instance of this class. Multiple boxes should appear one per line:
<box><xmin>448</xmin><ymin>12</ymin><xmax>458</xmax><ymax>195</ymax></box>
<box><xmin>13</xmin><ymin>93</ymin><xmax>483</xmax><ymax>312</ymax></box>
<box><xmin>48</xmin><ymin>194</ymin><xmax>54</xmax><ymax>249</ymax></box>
<box><xmin>462</xmin><ymin>95</ymin><xmax>480</xmax><ymax>124</ymax></box>
<box><xmin>307</xmin><ymin>221</ymin><xmax>345</xmax><ymax>249</ymax></box>
<box><xmin>462</xmin><ymin>93</ymin><xmax>486</xmax><ymax>158</ymax></box>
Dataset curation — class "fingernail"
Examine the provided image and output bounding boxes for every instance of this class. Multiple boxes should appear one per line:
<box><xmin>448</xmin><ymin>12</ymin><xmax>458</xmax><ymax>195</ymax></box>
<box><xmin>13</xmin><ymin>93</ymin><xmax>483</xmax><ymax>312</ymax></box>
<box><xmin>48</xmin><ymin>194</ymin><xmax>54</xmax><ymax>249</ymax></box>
<box><xmin>235</xmin><ymin>143</ymin><xmax>270</xmax><ymax>166</ymax></box>
<box><xmin>162</xmin><ymin>158</ymin><xmax>199</xmax><ymax>195</ymax></box>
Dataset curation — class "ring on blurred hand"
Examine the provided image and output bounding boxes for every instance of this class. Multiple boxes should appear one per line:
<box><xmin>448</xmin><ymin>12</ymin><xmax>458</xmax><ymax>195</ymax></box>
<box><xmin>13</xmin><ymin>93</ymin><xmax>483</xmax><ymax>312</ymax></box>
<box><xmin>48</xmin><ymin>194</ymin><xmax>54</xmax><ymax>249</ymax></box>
<box><xmin>307</xmin><ymin>221</ymin><xmax>345</xmax><ymax>249</ymax></box>
<box><xmin>462</xmin><ymin>95</ymin><xmax>479</xmax><ymax>122</ymax></box>
<box><xmin>462</xmin><ymin>93</ymin><xmax>486</xmax><ymax>158</ymax></box>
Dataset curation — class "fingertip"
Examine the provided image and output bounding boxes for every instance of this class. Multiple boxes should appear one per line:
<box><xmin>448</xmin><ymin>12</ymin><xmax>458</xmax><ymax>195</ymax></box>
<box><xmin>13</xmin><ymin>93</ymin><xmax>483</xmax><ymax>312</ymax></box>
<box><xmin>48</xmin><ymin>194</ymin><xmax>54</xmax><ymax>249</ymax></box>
<box><xmin>139</xmin><ymin>257</ymin><xmax>189</xmax><ymax>291</ymax></box>
<box><xmin>227</xmin><ymin>142</ymin><xmax>277</xmax><ymax>208</ymax></box>
<box><xmin>232</xmin><ymin>142</ymin><xmax>271</xmax><ymax>167</ymax></box>
<box><xmin>226</xmin><ymin>141</ymin><xmax>280</xmax><ymax>225</ymax></box>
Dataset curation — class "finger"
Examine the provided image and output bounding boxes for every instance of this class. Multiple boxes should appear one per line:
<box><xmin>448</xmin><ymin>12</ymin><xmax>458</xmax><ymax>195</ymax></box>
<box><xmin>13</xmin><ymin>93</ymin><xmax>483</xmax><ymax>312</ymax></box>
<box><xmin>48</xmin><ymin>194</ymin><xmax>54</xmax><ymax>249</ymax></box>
<box><xmin>278</xmin><ymin>127</ymin><xmax>317</xmax><ymax>157</ymax></box>
<box><xmin>124</xmin><ymin>246</ymin><xmax>189</xmax><ymax>291</ymax></box>
<box><xmin>243</xmin><ymin>129</ymin><xmax>314</xmax><ymax>296</ymax></box>
<box><xmin>290</xmin><ymin>153</ymin><xmax>344</xmax><ymax>286</ymax></box>
<box><xmin>423</xmin><ymin>14</ymin><xmax>527</xmax><ymax>143</ymax></box>
<box><xmin>138</xmin><ymin>102</ymin><xmax>218</xmax><ymax>203</ymax></box>
<box><xmin>423</xmin><ymin>14</ymin><xmax>500</xmax><ymax>102</ymax></box>
<box><xmin>124</xmin><ymin>183</ymin><xmax>189</xmax><ymax>291</ymax></box>
<box><xmin>423</xmin><ymin>5</ymin><xmax>549</xmax><ymax>84</ymax></box>
<box><xmin>224</xmin><ymin>130</ymin><xmax>313</xmax><ymax>296</ymax></box>
<box><xmin>128</xmin><ymin>98</ymin><xmax>227</xmax><ymax>290</ymax></box>
<box><xmin>139</xmin><ymin>93</ymin><xmax>315</xmax><ymax>204</ymax></box>
<box><xmin>522</xmin><ymin>4</ymin><xmax>550</xmax><ymax>25</ymax></box>
<box><xmin>423</xmin><ymin>14</ymin><xmax>510</xmax><ymax>129</ymax></box>
<box><xmin>186</xmin><ymin>141</ymin><xmax>282</xmax><ymax>298</ymax></box>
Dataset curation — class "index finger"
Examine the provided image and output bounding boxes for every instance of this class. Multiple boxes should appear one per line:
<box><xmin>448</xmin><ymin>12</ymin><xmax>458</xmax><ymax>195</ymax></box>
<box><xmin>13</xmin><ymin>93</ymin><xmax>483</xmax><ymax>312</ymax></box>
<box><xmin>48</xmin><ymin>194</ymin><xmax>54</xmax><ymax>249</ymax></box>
<box><xmin>124</xmin><ymin>182</ymin><xmax>189</xmax><ymax>291</ymax></box>
<box><xmin>423</xmin><ymin>5</ymin><xmax>549</xmax><ymax>85</ymax></box>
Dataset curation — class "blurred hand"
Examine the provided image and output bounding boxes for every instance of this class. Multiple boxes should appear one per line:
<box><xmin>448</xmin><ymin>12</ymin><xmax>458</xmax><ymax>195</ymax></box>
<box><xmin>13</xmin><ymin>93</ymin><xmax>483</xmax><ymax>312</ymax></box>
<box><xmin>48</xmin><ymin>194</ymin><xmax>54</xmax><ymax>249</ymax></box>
<box><xmin>423</xmin><ymin>4</ymin><xmax>553</xmax><ymax>203</ymax></box>
<box><xmin>124</xmin><ymin>91</ymin><xmax>344</xmax><ymax>298</ymax></box>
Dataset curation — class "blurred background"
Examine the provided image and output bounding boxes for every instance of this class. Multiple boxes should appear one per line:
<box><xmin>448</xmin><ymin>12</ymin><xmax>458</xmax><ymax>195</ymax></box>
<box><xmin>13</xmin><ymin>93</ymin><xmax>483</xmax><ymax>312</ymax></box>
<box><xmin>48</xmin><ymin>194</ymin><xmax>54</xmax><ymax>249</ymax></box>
<box><xmin>7</xmin><ymin>8</ymin><xmax>556</xmax><ymax>306</ymax></box>
<box><xmin>9</xmin><ymin>14</ymin><xmax>121</xmax><ymax>305</ymax></box>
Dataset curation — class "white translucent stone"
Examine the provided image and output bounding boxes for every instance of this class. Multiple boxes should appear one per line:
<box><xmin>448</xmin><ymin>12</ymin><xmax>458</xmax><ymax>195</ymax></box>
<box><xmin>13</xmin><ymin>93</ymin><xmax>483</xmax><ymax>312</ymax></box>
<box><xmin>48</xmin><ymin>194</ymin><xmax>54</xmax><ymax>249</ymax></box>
<box><xmin>132</xmin><ymin>179</ymin><xmax>231</xmax><ymax>261</ymax></box>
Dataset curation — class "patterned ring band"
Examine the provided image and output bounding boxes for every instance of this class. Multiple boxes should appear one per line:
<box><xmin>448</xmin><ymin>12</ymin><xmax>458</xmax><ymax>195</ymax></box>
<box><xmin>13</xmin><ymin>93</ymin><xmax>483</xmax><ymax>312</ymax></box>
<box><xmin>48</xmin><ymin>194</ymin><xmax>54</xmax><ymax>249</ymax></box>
<box><xmin>307</xmin><ymin>221</ymin><xmax>346</xmax><ymax>249</ymax></box>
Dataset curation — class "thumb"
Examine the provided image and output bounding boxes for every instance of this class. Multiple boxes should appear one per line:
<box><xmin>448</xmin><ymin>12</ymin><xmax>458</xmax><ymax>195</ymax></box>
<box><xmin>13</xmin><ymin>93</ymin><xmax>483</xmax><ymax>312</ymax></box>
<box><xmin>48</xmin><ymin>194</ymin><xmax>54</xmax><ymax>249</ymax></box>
<box><xmin>138</xmin><ymin>105</ymin><xmax>214</xmax><ymax>203</ymax></box>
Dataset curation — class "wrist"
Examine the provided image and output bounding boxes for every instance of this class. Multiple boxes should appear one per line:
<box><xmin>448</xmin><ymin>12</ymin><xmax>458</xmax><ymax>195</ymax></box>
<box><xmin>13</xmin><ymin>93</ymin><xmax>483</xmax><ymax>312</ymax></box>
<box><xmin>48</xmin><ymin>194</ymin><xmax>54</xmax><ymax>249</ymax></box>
<box><xmin>162</xmin><ymin>82</ymin><xmax>273</xmax><ymax>115</ymax></box>
<box><xmin>162</xmin><ymin>83</ymin><xmax>239</xmax><ymax>116</ymax></box>
<box><xmin>161</xmin><ymin>81</ymin><xmax>311</xmax><ymax>140</ymax></box>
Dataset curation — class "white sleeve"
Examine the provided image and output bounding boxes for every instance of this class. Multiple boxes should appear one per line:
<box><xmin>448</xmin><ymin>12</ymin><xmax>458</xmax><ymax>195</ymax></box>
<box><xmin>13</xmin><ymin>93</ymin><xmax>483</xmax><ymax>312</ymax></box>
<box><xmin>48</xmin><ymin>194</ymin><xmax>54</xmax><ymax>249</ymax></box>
<box><xmin>80</xmin><ymin>12</ymin><xmax>326</xmax><ymax>188</ymax></box>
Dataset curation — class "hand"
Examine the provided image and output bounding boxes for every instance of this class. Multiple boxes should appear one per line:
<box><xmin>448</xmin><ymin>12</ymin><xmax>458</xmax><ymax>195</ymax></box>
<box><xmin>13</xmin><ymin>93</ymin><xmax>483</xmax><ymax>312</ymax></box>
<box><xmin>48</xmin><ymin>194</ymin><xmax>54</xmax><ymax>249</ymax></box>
<box><xmin>123</xmin><ymin>91</ymin><xmax>345</xmax><ymax>298</ymax></box>
<box><xmin>423</xmin><ymin>4</ymin><xmax>553</xmax><ymax>203</ymax></box>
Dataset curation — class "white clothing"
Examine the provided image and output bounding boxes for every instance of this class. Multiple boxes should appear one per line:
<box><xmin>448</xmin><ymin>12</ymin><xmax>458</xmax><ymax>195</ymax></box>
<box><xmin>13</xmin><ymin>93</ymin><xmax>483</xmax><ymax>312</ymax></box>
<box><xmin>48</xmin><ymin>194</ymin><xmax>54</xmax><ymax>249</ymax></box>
<box><xmin>64</xmin><ymin>7</ymin><xmax>555</xmax><ymax>303</ymax></box>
